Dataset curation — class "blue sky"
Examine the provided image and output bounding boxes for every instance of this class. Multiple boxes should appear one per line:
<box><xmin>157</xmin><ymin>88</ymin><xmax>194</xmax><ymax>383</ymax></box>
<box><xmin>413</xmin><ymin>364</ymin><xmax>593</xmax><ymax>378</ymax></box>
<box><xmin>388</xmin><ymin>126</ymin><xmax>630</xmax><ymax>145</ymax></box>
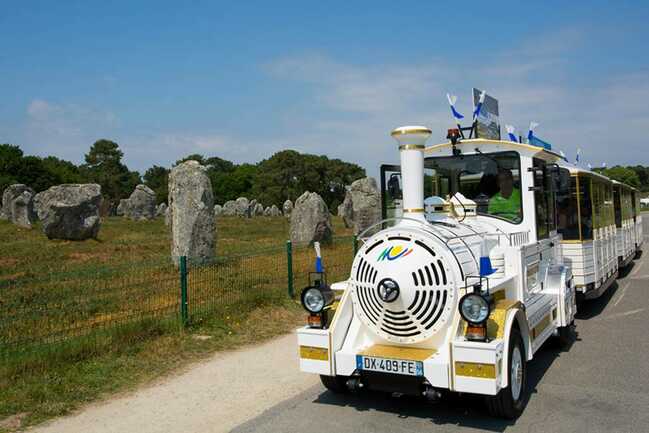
<box><xmin>2</xmin><ymin>1</ymin><xmax>648</xmax><ymax>178</ymax></box>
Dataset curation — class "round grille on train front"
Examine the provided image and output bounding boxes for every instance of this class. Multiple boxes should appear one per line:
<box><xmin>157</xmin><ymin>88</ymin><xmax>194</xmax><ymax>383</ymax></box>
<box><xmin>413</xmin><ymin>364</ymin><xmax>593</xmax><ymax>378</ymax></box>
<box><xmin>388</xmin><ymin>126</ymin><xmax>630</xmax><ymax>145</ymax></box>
<box><xmin>350</xmin><ymin>230</ymin><xmax>457</xmax><ymax>344</ymax></box>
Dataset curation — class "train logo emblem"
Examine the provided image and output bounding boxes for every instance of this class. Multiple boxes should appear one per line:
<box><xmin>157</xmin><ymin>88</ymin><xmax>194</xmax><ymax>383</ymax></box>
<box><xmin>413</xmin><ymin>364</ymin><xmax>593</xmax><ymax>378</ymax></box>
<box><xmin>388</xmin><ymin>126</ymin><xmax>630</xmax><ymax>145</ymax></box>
<box><xmin>377</xmin><ymin>245</ymin><xmax>413</xmax><ymax>262</ymax></box>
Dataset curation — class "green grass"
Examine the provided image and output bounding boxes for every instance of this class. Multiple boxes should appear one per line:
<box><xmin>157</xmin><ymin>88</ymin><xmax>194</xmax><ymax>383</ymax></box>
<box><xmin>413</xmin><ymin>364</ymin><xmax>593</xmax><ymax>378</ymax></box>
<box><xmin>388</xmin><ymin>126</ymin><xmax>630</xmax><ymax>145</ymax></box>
<box><xmin>0</xmin><ymin>215</ymin><xmax>353</xmax><ymax>431</ymax></box>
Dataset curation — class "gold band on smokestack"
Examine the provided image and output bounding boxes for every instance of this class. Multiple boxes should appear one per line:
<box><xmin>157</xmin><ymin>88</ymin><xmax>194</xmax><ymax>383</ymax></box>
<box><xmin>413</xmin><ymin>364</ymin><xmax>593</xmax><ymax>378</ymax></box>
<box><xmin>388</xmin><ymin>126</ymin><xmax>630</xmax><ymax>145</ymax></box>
<box><xmin>391</xmin><ymin>126</ymin><xmax>432</xmax><ymax>223</ymax></box>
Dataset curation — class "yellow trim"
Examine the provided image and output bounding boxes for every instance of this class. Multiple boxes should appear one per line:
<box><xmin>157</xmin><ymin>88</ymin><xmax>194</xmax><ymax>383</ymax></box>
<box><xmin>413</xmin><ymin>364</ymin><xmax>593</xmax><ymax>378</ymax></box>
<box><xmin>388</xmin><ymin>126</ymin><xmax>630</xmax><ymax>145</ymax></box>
<box><xmin>398</xmin><ymin>144</ymin><xmax>426</xmax><ymax>150</ymax></box>
<box><xmin>576</xmin><ymin>174</ymin><xmax>583</xmax><ymax>241</ymax></box>
<box><xmin>560</xmin><ymin>239</ymin><xmax>586</xmax><ymax>244</ymax></box>
<box><xmin>359</xmin><ymin>344</ymin><xmax>436</xmax><ymax>362</ymax></box>
<box><xmin>403</xmin><ymin>208</ymin><xmax>425</xmax><ymax>213</ymax></box>
<box><xmin>531</xmin><ymin>314</ymin><xmax>552</xmax><ymax>340</ymax></box>
<box><xmin>455</xmin><ymin>361</ymin><xmax>497</xmax><ymax>379</ymax></box>
<box><xmin>424</xmin><ymin>138</ymin><xmax>562</xmax><ymax>159</ymax></box>
<box><xmin>300</xmin><ymin>346</ymin><xmax>329</xmax><ymax>361</ymax></box>
<box><xmin>391</xmin><ymin>127</ymin><xmax>432</xmax><ymax>137</ymax></box>
<box><xmin>460</xmin><ymin>299</ymin><xmax>521</xmax><ymax>340</ymax></box>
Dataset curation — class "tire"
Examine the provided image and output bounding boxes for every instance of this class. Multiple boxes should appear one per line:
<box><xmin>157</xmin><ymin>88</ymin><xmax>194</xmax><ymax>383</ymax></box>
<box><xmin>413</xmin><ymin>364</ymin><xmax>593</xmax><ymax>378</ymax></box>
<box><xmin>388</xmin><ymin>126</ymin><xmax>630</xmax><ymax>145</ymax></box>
<box><xmin>486</xmin><ymin>329</ymin><xmax>528</xmax><ymax>419</ymax></box>
<box><xmin>320</xmin><ymin>375</ymin><xmax>349</xmax><ymax>394</ymax></box>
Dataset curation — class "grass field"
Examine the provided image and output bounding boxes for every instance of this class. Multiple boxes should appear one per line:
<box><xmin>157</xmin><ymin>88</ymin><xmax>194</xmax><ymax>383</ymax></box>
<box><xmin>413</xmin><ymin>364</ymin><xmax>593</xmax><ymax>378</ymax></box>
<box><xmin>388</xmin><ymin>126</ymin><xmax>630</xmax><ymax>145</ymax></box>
<box><xmin>0</xmin><ymin>215</ymin><xmax>354</xmax><ymax>431</ymax></box>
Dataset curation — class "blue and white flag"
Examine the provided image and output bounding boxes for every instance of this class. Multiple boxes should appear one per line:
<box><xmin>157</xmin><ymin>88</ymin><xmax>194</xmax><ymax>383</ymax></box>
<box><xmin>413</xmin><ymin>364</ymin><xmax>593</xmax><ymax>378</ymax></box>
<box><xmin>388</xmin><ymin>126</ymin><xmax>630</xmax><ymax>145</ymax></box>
<box><xmin>473</xmin><ymin>90</ymin><xmax>486</xmax><ymax>121</ymax></box>
<box><xmin>587</xmin><ymin>163</ymin><xmax>592</xmax><ymax>170</ymax></box>
<box><xmin>576</xmin><ymin>148</ymin><xmax>581</xmax><ymax>163</ymax></box>
<box><xmin>527</xmin><ymin>121</ymin><xmax>539</xmax><ymax>142</ymax></box>
<box><xmin>505</xmin><ymin>125</ymin><xmax>518</xmax><ymax>142</ymax></box>
<box><xmin>314</xmin><ymin>242</ymin><xmax>323</xmax><ymax>273</ymax></box>
<box><xmin>446</xmin><ymin>93</ymin><xmax>464</xmax><ymax>122</ymax></box>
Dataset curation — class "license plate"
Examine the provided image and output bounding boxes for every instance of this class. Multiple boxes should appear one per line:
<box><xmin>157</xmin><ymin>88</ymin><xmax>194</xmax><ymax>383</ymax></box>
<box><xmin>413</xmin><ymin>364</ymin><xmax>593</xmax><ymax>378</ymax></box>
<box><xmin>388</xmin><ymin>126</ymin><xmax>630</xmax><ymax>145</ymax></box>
<box><xmin>356</xmin><ymin>355</ymin><xmax>423</xmax><ymax>376</ymax></box>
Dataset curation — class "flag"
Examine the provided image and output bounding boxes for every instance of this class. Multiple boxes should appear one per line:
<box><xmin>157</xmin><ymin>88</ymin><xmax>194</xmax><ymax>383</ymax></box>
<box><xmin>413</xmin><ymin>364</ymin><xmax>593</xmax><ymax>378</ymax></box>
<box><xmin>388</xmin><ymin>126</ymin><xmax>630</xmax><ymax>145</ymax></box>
<box><xmin>314</xmin><ymin>242</ymin><xmax>323</xmax><ymax>273</ymax></box>
<box><xmin>602</xmin><ymin>162</ymin><xmax>607</xmax><ymax>168</ymax></box>
<box><xmin>527</xmin><ymin>122</ymin><xmax>539</xmax><ymax>142</ymax></box>
<box><xmin>446</xmin><ymin>93</ymin><xmax>464</xmax><ymax>122</ymax></box>
<box><xmin>473</xmin><ymin>90</ymin><xmax>486</xmax><ymax>121</ymax></box>
<box><xmin>587</xmin><ymin>163</ymin><xmax>592</xmax><ymax>170</ymax></box>
<box><xmin>576</xmin><ymin>148</ymin><xmax>581</xmax><ymax>163</ymax></box>
<box><xmin>505</xmin><ymin>125</ymin><xmax>518</xmax><ymax>142</ymax></box>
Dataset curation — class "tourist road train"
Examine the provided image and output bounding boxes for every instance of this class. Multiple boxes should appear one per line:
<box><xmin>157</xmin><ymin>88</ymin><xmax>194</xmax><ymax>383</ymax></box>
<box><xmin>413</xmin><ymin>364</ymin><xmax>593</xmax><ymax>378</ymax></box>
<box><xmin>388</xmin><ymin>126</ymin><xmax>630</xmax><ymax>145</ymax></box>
<box><xmin>296</xmin><ymin>125</ymin><xmax>643</xmax><ymax>419</ymax></box>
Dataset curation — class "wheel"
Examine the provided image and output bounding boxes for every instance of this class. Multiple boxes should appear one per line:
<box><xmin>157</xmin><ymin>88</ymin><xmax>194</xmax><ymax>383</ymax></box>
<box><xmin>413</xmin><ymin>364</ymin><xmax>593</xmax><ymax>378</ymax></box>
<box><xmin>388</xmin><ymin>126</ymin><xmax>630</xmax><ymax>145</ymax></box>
<box><xmin>486</xmin><ymin>329</ymin><xmax>528</xmax><ymax>419</ymax></box>
<box><xmin>320</xmin><ymin>375</ymin><xmax>349</xmax><ymax>393</ymax></box>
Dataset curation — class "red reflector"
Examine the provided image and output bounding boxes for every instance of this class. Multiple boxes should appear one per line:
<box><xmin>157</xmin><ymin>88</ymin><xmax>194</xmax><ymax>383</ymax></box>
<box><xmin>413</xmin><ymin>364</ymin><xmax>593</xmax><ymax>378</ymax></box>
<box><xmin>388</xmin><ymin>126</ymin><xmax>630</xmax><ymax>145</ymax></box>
<box><xmin>466</xmin><ymin>324</ymin><xmax>487</xmax><ymax>341</ymax></box>
<box><xmin>307</xmin><ymin>314</ymin><xmax>323</xmax><ymax>328</ymax></box>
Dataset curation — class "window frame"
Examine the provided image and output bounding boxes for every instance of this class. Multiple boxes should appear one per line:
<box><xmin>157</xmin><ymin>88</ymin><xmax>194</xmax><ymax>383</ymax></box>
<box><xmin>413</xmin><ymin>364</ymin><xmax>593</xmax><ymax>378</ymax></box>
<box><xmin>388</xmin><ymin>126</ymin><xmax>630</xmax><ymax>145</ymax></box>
<box><xmin>424</xmin><ymin>151</ymin><xmax>524</xmax><ymax>225</ymax></box>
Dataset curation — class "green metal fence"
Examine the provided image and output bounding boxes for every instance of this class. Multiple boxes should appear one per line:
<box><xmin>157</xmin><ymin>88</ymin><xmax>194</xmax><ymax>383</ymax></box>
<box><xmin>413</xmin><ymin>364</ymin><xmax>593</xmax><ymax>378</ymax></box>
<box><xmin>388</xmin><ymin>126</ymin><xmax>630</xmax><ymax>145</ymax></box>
<box><xmin>0</xmin><ymin>237</ymin><xmax>356</xmax><ymax>358</ymax></box>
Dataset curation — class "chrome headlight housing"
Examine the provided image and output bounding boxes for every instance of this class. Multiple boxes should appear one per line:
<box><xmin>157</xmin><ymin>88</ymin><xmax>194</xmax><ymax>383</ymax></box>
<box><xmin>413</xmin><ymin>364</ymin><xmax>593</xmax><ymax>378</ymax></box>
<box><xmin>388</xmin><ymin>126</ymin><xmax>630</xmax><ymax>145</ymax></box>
<box><xmin>300</xmin><ymin>285</ymin><xmax>334</xmax><ymax>313</ymax></box>
<box><xmin>459</xmin><ymin>293</ymin><xmax>490</xmax><ymax>324</ymax></box>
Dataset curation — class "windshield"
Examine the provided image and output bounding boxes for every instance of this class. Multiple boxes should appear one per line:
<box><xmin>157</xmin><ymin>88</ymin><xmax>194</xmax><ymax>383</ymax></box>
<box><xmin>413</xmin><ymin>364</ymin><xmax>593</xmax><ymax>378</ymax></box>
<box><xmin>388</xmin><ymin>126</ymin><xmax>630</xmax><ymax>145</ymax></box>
<box><xmin>424</xmin><ymin>151</ymin><xmax>522</xmax><ymax>223</ymax></box>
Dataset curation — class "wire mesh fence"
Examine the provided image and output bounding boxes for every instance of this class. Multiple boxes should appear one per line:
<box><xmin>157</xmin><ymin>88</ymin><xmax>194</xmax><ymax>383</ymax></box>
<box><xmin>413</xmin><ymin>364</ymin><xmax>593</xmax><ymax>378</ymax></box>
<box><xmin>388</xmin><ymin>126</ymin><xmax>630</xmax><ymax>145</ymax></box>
<box><xmin>0</xmin><ymin>236</ymin><xmax>356</xmax><ymax>361</ymax></box>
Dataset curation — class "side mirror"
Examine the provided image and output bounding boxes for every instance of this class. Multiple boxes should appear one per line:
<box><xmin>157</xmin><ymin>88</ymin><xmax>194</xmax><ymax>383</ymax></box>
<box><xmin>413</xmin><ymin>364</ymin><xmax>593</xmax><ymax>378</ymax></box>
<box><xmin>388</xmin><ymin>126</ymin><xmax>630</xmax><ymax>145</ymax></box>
<box><xmin>387</xmin><ymin>173</ymin><xmax>402</xmax><ymax>200</ymax></box>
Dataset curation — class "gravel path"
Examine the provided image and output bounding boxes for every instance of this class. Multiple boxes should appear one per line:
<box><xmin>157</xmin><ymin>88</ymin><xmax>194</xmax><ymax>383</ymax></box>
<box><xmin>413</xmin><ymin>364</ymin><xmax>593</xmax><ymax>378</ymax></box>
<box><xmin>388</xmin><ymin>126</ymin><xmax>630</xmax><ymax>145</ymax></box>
<box><xmin>29</xmin><ymin>332</ymin><xmax>317</xmax><ymax>433</ymax></box>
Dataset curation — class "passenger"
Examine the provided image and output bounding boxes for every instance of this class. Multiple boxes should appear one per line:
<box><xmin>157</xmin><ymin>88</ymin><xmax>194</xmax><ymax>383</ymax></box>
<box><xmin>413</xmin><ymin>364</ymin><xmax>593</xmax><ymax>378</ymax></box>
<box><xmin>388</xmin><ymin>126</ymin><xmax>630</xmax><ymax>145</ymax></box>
<box><xmin>488</xmin><ymin>169</ymin><xmax>522</xmax><ymax>222</ymax></box>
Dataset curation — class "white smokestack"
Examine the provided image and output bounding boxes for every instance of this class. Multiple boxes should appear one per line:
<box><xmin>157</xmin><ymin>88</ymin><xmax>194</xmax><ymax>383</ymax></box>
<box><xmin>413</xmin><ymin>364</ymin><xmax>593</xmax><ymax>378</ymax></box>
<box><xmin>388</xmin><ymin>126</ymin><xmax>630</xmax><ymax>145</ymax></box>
<box><xmin>390</xmin><ymin>125</ymin><xmax>432</xmax><ymax>224</ymax></box>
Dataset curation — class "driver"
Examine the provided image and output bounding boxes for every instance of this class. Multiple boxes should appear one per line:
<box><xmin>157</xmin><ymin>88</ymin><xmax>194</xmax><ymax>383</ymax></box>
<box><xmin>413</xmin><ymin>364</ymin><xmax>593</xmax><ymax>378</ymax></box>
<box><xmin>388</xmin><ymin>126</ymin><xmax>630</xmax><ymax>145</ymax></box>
<box><xmin>488</xmin><ymin>169</ymin><xmax>521</xmax><ymax>222</ymax></box>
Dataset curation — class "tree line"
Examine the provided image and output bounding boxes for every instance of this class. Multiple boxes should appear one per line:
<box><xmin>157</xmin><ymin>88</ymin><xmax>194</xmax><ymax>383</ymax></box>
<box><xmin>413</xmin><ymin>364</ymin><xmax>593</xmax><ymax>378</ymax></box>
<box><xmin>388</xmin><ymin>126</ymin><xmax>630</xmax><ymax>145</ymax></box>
<box><xmin>592</xmin><ymin>165</ymin><xmax>649</xmax><ymax>191</ymax></box>
<box><xmin>0</xmin><ymin>140</ymin><xmax>366</xmax><ymax>210</ymax></box>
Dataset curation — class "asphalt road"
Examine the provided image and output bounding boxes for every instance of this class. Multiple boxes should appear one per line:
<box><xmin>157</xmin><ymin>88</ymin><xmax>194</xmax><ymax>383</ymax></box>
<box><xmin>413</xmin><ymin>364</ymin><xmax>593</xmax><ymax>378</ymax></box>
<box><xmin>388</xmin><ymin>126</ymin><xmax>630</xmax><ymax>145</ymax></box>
<box><xmin>233</xmin><ymin>219</ymin><xmax>649</xmax><ymax>433</ymax></box>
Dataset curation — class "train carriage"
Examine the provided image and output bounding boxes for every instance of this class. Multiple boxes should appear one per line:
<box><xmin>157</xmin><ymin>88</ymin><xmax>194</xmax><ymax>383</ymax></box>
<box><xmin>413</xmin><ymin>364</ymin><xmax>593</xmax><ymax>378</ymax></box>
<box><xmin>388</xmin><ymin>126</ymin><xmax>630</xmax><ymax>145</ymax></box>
<box><xmin>555</xmin><ymin>166</ymin><xmax>619</xmax><ymax>299</ymax></box>
<box><xmin>631</xmin><ymin>189</ymin><xmax>644</xmax><ymax>256</ymax></box>
<box><xmin>613</xmin><ymin>180</ymin><xmax>637</xmax><ymax>268</ymax></box>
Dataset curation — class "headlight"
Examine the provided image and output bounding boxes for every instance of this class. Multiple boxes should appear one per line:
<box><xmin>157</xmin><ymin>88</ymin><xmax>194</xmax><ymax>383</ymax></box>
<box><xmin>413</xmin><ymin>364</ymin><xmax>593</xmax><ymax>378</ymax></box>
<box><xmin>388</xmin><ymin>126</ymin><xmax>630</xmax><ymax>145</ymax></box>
<box><xmin>300</xmin><ymin>286</ymin><xmax>334</xmax><ymax>313</ymax></box>
<box><xmin>459</xmin><ymin>293</ymin><xmax>490</xmax><ymax>324</ymax></box>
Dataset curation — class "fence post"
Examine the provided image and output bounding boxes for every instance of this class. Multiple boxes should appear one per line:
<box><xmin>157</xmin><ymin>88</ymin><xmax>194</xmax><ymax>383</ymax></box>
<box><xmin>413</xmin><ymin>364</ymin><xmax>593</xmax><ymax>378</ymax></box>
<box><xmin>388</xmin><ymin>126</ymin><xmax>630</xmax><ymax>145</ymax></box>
<box><xmin>179</xmin><ymin>256</ymin><xmax>189</xmax><ymax>326</ymax></box>
<box><xmin>286</xmin><ymin>240</ymin><xmax>294</xmax><ymax>298</ymax></box>
<box><xmin>353</xmin><ymin>234</ymin><xmax>358</xmax><ymax>255</ymax></box>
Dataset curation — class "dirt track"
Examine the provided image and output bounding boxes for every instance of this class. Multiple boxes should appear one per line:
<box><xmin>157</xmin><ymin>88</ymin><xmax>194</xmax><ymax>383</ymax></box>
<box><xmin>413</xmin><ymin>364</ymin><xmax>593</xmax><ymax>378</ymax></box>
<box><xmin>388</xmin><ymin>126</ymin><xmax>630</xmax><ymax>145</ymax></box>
<box><xmin>29</xmin><ymin>333</ymin><xmax>316</xmax><ymax>433</ymax></box>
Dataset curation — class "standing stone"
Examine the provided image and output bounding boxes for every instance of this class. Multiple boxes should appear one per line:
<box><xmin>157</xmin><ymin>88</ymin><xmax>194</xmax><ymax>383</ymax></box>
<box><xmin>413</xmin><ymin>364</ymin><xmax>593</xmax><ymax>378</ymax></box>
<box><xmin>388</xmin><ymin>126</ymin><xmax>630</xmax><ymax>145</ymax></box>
<box><xmin>222</xmin><ymin>200</ymin><xmax>237</xmax><ymax>216</ymax></box>
<box><xmin>269</xmin><ymin>204</ymin><xmax>281</xmax><ymax>217</ymax></box>
<box><xmin>124</xmin><ymin>185</ymin><xmax>156</xmax><ymax>220</ymax></box>
<box><xmin>234</xmin><ymin>197</ymin><xmax>250</xmax><ymax>217</ymax></box>
<box><xmin>290</xmin><ymin>191</ymin><xmax>333</xmax><ymax>244</ymax></box>
<box><xmin>156</xmin><ymin>203</ymin><xmax>167</xmax><ymax>218</ymax></box>
<box><xmin>165</xmin><ymin>206</ymin><xmax>171</xmax><ymax>226</ymax></box>
<box><xmin>248</xmin><ymin>199</ymin><xmax>258</xmax><ymax>216</ymax></box>
<box><xmin>339</xmin><ymin>193</ymin><xmax>353</xmax><ymax>228</ymax></box>
<box><xmin>116</xmin><ymin>199</ymin><xmax>128</xmax><ymax>216</ymax></box>
<box><xmin>2</xmin><ymin>184</ymin><xmax>35</xmax><ymax>223</ymax></box>
<box><xmin>252</xmin><ymin>202</ymin><xmax>264</xmax><ymax>216</ymax></box>
<box><xmin>347</xmin><ymin>177</ymin><xmax>381</xmax><ymax>235</ymax></box>
<box><xmin>38</xmin><ymin>184</ymin><xmax>102</xmax><ymax>240</ymax></box>
<box><xmin>214</xmin><ymin>204</ymin><xmax>223</xmax><ymax>217</ymax></box>
<box><xmin>283</xmin><ymin>199</ymin><xmax>293</xmax><ymax>218</ymax></box>
<box><xmin>169</xmin><ymin>161</ymin><xmax>215</xmax><ymax>266</ymax></box>
<box><xmin>11</xmin><ymin>191</ymin><xmax>36</xmax><ymax>229</ymax></box>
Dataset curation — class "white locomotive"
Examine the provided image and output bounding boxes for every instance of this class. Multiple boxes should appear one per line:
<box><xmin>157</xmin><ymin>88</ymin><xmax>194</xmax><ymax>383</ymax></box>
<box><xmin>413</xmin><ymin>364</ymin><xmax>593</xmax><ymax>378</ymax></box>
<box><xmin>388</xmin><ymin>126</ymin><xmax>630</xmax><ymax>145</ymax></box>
<box><xmin>297</xmin><ymin>125</ymin><xmax>642</xmax><ymax>418</ymax></box>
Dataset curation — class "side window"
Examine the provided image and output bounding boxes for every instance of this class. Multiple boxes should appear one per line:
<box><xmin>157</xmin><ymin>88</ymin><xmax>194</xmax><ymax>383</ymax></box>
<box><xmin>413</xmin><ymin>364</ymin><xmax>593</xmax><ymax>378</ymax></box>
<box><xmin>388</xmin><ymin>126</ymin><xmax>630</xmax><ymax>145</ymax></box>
<box><xmin>532</xmin><ymin>158</ymin><xmax>554</xmax><ymax>240</ymax></box>
<box><xmin>578</xmin><ymin>177</ymin><xmax>593</xmax><ymax>240</ymax></box>
<box><xmin>614</xmin><ymin>186</ymin><xmax>622</xmax><ymax>228</ymax></box>
<box><xmin>556</xmin><ymin>169</ymin><xmax>579</xmax><ymax>240</ymax></box>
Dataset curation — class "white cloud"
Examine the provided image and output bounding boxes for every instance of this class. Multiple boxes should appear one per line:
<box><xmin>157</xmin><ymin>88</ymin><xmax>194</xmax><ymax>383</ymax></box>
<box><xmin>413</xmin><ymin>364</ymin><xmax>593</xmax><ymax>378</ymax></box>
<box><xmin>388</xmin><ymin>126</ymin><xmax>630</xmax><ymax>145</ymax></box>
<box><xmin>264</xmin><ymin>32</ymin><xmax>649</xmax><ymax>175</ymax></box>
<box><xmin>24</xmin><ymin>99</ymin><xmax>118</xmax><ymax>163</ymax></box>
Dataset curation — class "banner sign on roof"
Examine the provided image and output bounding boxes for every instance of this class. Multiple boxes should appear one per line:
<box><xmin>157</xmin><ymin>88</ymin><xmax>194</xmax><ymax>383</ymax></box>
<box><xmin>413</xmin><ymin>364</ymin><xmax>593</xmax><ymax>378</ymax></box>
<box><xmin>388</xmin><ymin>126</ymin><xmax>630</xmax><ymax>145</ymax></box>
<box><xmin>529</xmin><ymin>136</ymin><xmax>552</xmax><ymax>150</ymax></box>
<box><xmin>472</xmin><ymin>88</ymin><xmax>501</xmax><ymax>140</ymax></box>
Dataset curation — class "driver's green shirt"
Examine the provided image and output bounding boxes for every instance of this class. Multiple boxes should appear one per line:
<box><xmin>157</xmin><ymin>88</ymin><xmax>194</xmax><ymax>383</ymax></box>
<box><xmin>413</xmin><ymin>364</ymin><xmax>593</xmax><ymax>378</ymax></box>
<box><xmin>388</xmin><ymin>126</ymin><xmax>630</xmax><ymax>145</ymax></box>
<box><xmin>488</xmin><ymin>188</ymin><xmax>521</xmax><ymax>222</ymax></box>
